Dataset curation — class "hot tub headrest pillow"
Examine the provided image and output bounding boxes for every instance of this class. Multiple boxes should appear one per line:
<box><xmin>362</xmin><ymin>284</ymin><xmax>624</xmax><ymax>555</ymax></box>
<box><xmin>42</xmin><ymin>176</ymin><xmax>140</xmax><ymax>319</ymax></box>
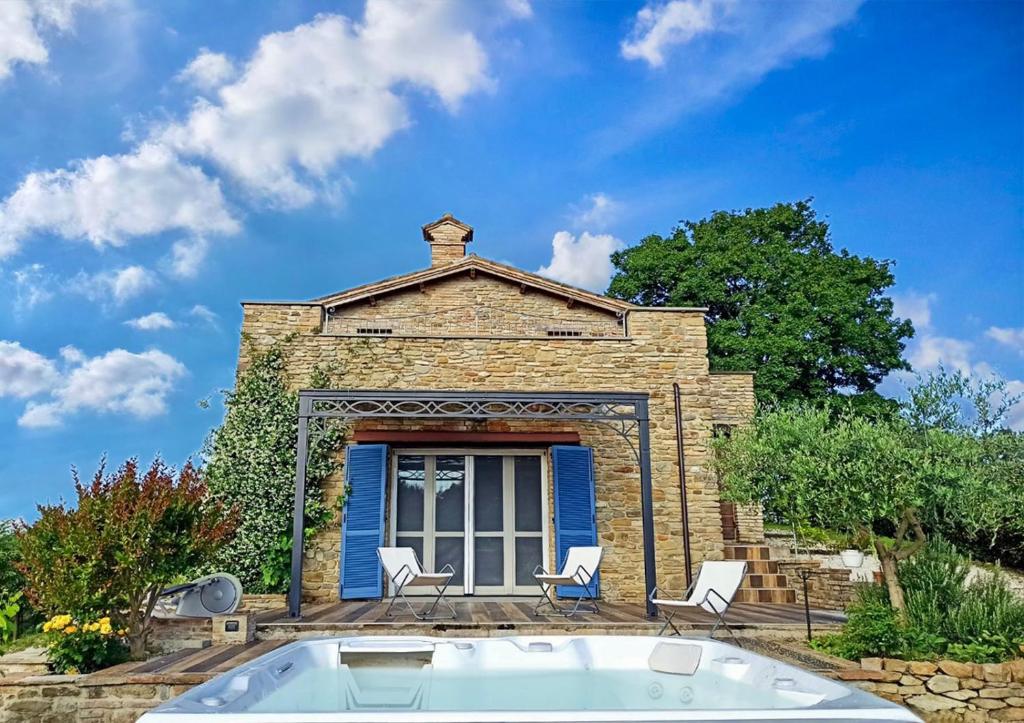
<box><xmin>648</xmin><ymin>642</ymin><xmax>702</xmax><ymax>676</ymax></box>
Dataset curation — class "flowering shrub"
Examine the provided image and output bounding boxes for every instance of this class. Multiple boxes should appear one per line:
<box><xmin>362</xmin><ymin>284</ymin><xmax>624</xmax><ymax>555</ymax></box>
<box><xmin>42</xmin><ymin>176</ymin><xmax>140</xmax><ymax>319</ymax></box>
<box><xmin>42</xmin><ymin>614</ymin><xmax>128</xmax><ymax>674</ymax></box>
<box><xmin>18</xmin><ymin>458</ymin><xmax>238</xmax><ymax>660</ymax></box>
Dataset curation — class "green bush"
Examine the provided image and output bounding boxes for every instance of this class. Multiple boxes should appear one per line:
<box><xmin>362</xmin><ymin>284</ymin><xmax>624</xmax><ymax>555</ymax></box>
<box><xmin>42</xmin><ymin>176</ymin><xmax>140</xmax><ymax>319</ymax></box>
<box><xmin>812</xmin><ymin>541</ymin><xmax>1024</xmax><ymax>662</ymax></box>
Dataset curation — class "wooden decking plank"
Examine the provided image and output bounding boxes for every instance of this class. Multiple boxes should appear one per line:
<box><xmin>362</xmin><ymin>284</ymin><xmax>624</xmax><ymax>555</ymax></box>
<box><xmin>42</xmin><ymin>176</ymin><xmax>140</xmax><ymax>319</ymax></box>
<box><xmin>482</xmin><ymin>602</ymin><xmax>506</xmax><ymax>623</ymax></box>
<box><xmin>161</xmin><ymin>644</ymin><xmax>233</xmax><ymax>673</ymax></box>
<box><xmin>296</xmin><ymin>602</ymin><xmax>344</xmax><ymax>623</ymax></box>
<box><xmin>211</xmin><ymin>640</ymin><xmax>288</xmax><ymax>672</ymax></box>
<box><xmin>131</xmin><ymin>647</ymin><xmax>201</xmax><ymax>674</ymax></box>
<box><xmin>252</xmin><ymin>607</ymin><xmax>288</xmax><ymax>625</ymax></box>
<box><xmin>498</xmin><ymin>601</ymin><xmax>533</xmax><ymax>622</ymax></box>
<box><xmin>183</xmin><ymin>644</ymin><xmax>250</xmax><ymax>673</ymax></box>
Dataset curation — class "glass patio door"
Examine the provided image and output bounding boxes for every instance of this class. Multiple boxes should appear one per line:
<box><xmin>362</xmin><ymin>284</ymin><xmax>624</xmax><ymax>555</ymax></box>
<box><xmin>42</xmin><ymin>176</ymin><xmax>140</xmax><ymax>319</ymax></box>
<box><xmin>392</xmin><ymin>452</ymin><xmax>545</xmax><ymax>595</ymax></box>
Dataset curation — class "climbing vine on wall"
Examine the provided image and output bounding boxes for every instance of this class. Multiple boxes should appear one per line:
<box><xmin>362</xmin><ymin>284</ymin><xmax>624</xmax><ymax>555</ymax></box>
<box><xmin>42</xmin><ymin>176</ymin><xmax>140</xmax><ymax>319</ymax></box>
<box><xmin>202</xmin><ymin>337</ymin><xmax>345</xmax><ymax>592</ymax></box>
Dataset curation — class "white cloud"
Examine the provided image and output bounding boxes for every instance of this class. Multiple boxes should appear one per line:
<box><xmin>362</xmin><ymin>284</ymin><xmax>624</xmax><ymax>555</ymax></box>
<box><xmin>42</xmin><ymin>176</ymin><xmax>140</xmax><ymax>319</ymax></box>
<box><xmin>157</xmin><ymin>2</ymin><xmax>492</xmax><ymax>207</ymax></box>
<box><xmin>892</xmin><ymin>291</ymin><xmax>936</xmax><ymax>332</ymax></box>
<box><xmin>71</xmin><ymin>265</ymin><xmax>157</xmax><ymax>304</ymax></box>
<box><xmin>888</xmin><ymin>292</ymin><xmax>1024</xmax><ymax>431</ymax></box>
<box><xmin>0</xmin><ymin>0</ymin><xmax>108</xmax><ymax>81</ymax></box>
<box><xmin>175</xmin><ymin>48</ymin><xmax>235</xmax><ymax>91</ymax></box>
<box><xmin>125</xmin><ymin>312</ymin><xmax>175</xmax><ymax>331</ymax></box>
<box><xmin>59</xmin><ymin>345</ymin><xmax>85</xmax><ymax>363</ymax></box>
<box><xmin>570</xmin><ymin>192</ymin><xmax>621</xmax><ymax>230</ymax></box>
<box><xmin>0</xmin><ymin>341</ymin><xmax>59</xmax><ymax>398</ymax></box>
<box><xmin>18</xmin><ymin>347</ymin><xmax>186</xmax><ymax>428</ymax></box>
<box><xmin>621</xmin><ymin>0</ymin><xmax>723</xmax><ymax>67</ymax></box>
<box><xmin>986</xmin><ymin>326</ymin><xmax>1024</xmax><ymax>356</ymax></box>
<box><xmin>0</xmin><ymin>143</ymin><xmax>239</xmax><ymax>259</ymax></box>
<box><xmin>603</xmin><ymin>0</ymin><xmax>861</xmax><ymax>156</ymax></box>
<box><xmin>504</xmin><ymin>0</ymin><xmax>532</xmax><ymax>19</ymax></box>
<box><xmin>167</xmin><ymin>236</ymin><xmax>209</xmax><ymax>279</ymax></box>
<box><xmin>537</xmin><ymin>230</ymin><xmax>624</xmax><ymax>292</ymax></box>
<box><xmin>189</xmin><ymin>304</ymin><xmax>218</xmax><ymax>327</ymax></box>
<box><xmin>909</xmin><ymin>335</ymin><xmax>973</xmax><ymax>375</ymax></box>
<box><xmin>10</xmin><ymin>263</ymin><xmax>55</xmax><ymax>311</ymax></box>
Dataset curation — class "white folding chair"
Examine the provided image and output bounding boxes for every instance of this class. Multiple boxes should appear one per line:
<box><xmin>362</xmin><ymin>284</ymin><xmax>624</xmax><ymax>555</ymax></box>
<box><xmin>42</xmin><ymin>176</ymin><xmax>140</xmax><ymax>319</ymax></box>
<box><xmin>533</xmin><ymin>546</ymin><xmax>603</xmax><ymax>617</ymax></box>
<box><xmin>649</xmin><ymin>560</ymin><xmax>747</xmax><ymax>643</ymax></box>
<box><xmin>377</xmin><ymin>547</ymin><xmax>457</xmax><ymax>621</ymax></box>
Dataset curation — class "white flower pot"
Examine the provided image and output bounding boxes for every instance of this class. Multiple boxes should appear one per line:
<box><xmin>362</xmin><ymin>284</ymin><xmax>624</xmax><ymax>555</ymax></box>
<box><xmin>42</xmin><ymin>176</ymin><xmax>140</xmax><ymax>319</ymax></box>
<box><xmin>840</xmin><ymin>549</ymin><xmax>865</xmax><ymax>568</ymax></box>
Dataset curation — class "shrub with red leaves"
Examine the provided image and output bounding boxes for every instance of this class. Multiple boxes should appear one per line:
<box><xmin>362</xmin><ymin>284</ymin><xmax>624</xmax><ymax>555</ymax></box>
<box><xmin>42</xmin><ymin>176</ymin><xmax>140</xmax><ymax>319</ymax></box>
<box><xmin>17</xmin><ymin>458</ymin><xmax>238</xmax><ymax>661</ymax></box>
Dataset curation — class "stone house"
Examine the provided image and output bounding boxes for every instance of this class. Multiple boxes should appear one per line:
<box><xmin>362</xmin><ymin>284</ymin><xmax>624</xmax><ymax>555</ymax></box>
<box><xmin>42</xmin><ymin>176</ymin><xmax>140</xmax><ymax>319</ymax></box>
<box><xmin>237</xmin><ymin>214</ymin><xmax>762</xmax><ymax>614</ymax></box>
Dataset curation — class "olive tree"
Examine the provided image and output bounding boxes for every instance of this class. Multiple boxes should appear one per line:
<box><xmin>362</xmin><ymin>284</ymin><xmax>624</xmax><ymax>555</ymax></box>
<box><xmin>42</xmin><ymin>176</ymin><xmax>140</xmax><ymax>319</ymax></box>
<box><xmin>715</xmin><ymin>399</ymin><xmax>1024</xmax><ymax>619</ymax></box>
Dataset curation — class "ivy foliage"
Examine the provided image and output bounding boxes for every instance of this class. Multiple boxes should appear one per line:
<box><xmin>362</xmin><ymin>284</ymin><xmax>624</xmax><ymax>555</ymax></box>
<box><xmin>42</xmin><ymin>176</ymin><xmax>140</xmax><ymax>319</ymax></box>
<box><xmin>203</xmin><ymin>338</ymin><xmax>344</xmax><ymax>592</ymax></box>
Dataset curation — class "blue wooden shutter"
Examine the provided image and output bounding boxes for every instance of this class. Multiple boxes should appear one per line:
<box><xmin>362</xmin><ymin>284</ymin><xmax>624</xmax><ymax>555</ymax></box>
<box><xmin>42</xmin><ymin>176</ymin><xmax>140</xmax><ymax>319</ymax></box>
<box><xmin>340</xmin><ymin>444</ymin><xmax>388</xmax><ymax>600</ymax></box>
<box><xmin>552</xmin><ymin>445</ymin><xmax>599</xmax><ymax>598</ymax></box>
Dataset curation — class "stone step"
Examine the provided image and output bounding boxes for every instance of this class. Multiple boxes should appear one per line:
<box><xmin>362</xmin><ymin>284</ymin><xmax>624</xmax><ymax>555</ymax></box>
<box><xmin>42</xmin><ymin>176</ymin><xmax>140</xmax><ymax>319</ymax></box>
<box><xmin>734</xmin><ymin>588</ymin><xmax>797</xmax><ymax>604</ymax></box>
<box><xmin>741</xmin><ymin>574</ymin><xmax>789</xmax><ymax>589</ymax></box>
<box><xmin>743</xmin><ymin>559</ymin><xmax>780</xmax><ymax>575</ymax></box>
<box><xmin>724</xmin><ymin>544</ymin><xmax>772</xmax><ymax>561</ymax></box>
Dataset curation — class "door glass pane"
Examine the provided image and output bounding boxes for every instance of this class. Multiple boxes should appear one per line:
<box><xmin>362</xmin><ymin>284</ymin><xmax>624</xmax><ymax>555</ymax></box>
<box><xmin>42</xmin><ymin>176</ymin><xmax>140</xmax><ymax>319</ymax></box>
<box><xmin>434</xmin><ymin>456</ymin><xmax>465</xmax><ymax>532</ymax></box>
<box><xmin>515</xmin><ymin>537</ymin><xmax>543</xmax><ymax>587</ymax></box>
<box><xmin>396</xmin><ymin>456</ymin><xmax>425</xmax><ymax>532</ymax></box>
<box><xmin>434</xmin><ymin>537</ymin><xmax>464</xmax><ymax>585</ymax></box>
<box><xmin>473</xmin><ymin>456</ymin><xmax>504</xmax><ymax>532</ymax></box>
<box><xmin>474</xmin><ymin>537</ymin><xmax>504</xmax><ymax>586</ymax></box>
<box><xmin>514</xmin><ymin>457</ymin><xmax>542</xmax><ymax>532</ymax></box>
<box><xmin>395</xmin><ymin>536</ymin><xmax>424</xmax><ymax>568</ymax></box>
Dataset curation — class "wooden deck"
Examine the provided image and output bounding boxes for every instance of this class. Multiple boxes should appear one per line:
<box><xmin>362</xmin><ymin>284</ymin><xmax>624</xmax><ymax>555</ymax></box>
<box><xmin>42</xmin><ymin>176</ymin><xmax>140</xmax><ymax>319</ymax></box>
<box><xmin>254</xmin><ymin>598</ymin><xmax>846</xmax><ymax>634</ymax></box>
<box><xmin>91</xmin><ymin>601</ymin><xmax>846</xmax><ymax>683</ymax></box>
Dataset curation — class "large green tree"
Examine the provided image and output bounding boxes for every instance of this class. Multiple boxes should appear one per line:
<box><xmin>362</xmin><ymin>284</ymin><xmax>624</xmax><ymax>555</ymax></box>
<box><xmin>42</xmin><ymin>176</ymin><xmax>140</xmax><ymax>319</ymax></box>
<box><xmin>607</xmin><ymin>200</ymin><xmax>914</xmax><ymax>405</ymax></box>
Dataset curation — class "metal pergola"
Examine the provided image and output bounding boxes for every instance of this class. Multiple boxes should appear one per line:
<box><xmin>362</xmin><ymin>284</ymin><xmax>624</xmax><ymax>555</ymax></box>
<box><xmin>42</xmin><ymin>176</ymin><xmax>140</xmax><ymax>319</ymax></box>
<box><xmin>288</xmin><ymin>389</ymin><xmax>659</xmax><ymax>618</ymax></box>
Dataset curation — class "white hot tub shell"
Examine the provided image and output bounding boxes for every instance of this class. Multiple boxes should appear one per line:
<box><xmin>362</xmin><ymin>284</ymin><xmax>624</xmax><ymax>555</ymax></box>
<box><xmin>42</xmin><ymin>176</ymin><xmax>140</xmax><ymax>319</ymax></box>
<box><xmin>137</xmin><ymin>635</ymin><xmax>922</xmax><ymax>723</ymax></box>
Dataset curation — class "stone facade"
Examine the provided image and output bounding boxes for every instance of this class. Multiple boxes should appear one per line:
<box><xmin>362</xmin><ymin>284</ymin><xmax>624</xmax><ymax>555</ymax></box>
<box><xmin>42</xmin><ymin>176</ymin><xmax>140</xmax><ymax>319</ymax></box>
<box><xmin>237</xmin><ymin>215</ymin><xmax>758</xmax><ymax>606</ymax></box>
<box><xmin>834</xmin><ymin>657</ymin><xmax>1024</xmax><ymax>721</ymax></box>
<box><xmin>708</xmin><ymin>371</ymin><xmax>763</xmax><ymax>544</ymax></box>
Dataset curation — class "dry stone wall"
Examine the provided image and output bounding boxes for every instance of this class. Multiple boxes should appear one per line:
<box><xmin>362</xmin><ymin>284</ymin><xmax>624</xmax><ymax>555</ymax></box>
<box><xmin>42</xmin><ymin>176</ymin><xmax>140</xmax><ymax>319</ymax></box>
<box><xmin>834</xmin><ymin>657</ymin><xmax>1024</xmax><ymax>721</ymax></box>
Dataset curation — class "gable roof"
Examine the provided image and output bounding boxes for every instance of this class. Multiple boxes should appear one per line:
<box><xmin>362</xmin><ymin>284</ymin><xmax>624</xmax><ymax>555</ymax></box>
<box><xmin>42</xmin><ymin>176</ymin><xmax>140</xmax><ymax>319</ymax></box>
<box><xmin>313</xmin><ymin>254</ymin><xmax>634</xmax><ymax>314</ymax></box>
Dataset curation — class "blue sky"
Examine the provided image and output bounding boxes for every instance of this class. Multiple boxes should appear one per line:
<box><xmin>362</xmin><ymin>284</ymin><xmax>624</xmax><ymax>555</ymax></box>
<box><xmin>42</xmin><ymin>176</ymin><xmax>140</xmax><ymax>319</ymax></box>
<box><xmin>0</xmin><ymin>0</ymin><xmax>1021</xmax><ymax>519</ymax></box>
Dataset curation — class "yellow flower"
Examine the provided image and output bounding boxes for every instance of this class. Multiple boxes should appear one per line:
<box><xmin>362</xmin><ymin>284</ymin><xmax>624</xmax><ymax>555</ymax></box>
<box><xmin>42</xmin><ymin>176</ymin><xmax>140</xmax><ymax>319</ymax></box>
<box><xmin>66</xmin><ymin>667</ymin><xmax>79</xmax><ymax>676</ymax></box>
<box><xmin>64</xmin><ymin>625</ymin><xmax>77</xmax><ymax>634</ymax></box>
<box><xmin>117</xmin><ymin>629</ymin><xmax>127</xmax><ymax>637</ymax></box>
<box><xmin>99</xmin><ymin>617</ymin><xmax>110</xmax><ymax>625</ymax></box>
<box><xmin>99</xmin><ymin>624</ymin><xmax>112</xmax><ymax>635</ymax></box>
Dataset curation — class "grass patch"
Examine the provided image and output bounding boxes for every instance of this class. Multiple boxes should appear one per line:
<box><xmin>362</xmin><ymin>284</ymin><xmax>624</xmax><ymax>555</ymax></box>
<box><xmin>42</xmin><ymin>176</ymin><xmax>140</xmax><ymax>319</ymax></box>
<box><xmin>0</xmin><ymin>631</ymin><xmax>46</xmax><ymax>656</ymax></box>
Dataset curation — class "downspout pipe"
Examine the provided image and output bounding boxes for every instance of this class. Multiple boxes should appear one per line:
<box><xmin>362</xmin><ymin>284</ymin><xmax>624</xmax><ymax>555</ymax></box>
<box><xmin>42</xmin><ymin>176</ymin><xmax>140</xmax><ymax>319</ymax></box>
<box><xmin>673</xmin><ymin>382</ymin><xmax>694</xmax><ymax>589</ymax></box>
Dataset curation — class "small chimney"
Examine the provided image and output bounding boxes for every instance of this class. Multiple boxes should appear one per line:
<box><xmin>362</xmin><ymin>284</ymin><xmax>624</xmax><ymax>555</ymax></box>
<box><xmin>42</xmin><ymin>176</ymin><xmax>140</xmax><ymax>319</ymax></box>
<box><xmin>422</xmin><ymin>213</ymin><xmax>473</xmax><ymax>267</ymax></box>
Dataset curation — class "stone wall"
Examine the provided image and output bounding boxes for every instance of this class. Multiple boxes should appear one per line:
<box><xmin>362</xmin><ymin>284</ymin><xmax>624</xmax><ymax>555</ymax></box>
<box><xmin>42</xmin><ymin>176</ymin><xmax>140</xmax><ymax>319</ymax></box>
<box><xmin>707</xmin><ymin>371</ymin><xmax>761</xmax><ymax>543</ymax></box>
<box><xmin>240</xmin><ymin>300</ymin><xmax>744</xmax><ymax>606</ymax></box>
<box><xmin>777</xmin><ymin>561</ymin><xmax>862</xmax><ymax>611</ymax></box>
<box><xmin>0</xmin><ymin>673</ymin><xmax>201</xmax><ymax>723</ymax></box>
<box><xmin>834</xmin><ymin>657</ymin><xmax>1024</xmax><ymax>721</ymax></box>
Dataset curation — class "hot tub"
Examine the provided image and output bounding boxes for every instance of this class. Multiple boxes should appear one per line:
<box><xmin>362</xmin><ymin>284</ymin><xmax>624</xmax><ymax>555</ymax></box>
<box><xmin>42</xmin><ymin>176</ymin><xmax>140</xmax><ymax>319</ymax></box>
<box><xmin>138</xmin><ymin>636</ymin><xmax>921</xmax><ymax>722</ymax></box>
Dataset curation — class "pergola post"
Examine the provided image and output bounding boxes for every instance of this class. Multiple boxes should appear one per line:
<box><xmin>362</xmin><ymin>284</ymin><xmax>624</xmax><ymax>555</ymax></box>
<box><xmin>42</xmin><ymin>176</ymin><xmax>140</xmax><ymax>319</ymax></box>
<box><xmin>287</xmin><ymin>397</ymin><xmax>311</xmax><ymax>618</ymax></box>
<box><xmin>635</xmin><ymin>398</ymin><xmax>659</xmax><ymax>618</ymax></box>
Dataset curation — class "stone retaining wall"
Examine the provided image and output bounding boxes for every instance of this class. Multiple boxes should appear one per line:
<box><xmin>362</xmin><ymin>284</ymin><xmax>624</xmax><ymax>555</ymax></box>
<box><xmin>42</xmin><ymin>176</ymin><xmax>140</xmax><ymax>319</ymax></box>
<box><xmin>834</xmin><ymin>656</ymin><xmax>1024</xmax><ymax>721</ymax></box>
<box><xmin>0</xmin><ymin>673</ymin><xmax>203</xmax><ymax>723</ymax></box>
<box><xmin>777</xmin><ymin>561</ymin><xmax>861</xmax><ymax>611</ymax></box>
